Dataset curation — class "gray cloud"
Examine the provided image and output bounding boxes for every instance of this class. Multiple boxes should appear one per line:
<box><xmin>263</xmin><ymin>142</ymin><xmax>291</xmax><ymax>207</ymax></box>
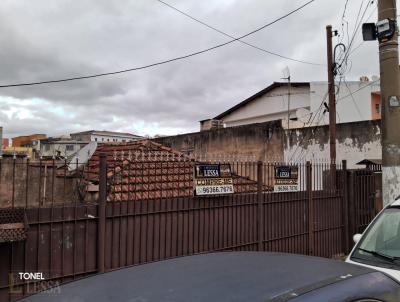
<box><xmin>0</xmin><ymin>0</ymin><xmax>385</xmax><ymax>138</ymax></box>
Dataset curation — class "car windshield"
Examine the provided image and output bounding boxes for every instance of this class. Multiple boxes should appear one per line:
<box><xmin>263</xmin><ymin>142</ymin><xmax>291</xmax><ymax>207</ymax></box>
<box><xmin>352</xmin><ymin>207</ymin><xmax>400</xmax><ymax>268</ymax></box>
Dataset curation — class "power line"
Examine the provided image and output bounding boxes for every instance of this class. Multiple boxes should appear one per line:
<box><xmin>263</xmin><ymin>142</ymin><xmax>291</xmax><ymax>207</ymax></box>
<box><xmin>0</xmin><ymin>0</ymin><xmax>317</xmax><ymax>89</ymax></box>
<box><xmin>155</xmin><ymin>0</ymin><xmax>324</xmax><ymax>66</ymax></box>
<box><xmin>343</xmin><ymin>78</ymin><xmax>364</xmax><ymax>120</ymax></box>
<box><xmin>347</xmin><ymin>5</ymin><xmax>377</xmax><ymax>56</ymax></box>
<box><xmin>337</xmin><ymin>0</ymin><xmax>375</xmax><ymax>72</ymax></box>
<box><xmin>337</xmin><ymin>78</ymin><xmax>380</xmax><ymax>101</ymax></box>
<box><xmin>296</xmin><ymin>111</ymin><xmax>327</xmax><ymax>163</ymax></box>
<box><xmin>289</xmin><ymin>78</ymin><xmax>380</xmax><ymax>162</ymax></box>
<box><xmin>288</xmin><ymin>92</ymin><xmax>328</xmax><ymax>162</ymax></box>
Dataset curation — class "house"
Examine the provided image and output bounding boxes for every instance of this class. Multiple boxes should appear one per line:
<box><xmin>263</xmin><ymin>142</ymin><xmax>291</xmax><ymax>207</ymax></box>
<box><xmin>33</xmin><ymin>136</ymin><xmax>89</xmax><ymax>158</ymax></box>
<box><xmin>202</xmin><ymin>82</ymin><xmax>310</xmax><ymax>130</ymax></box>
<box><xmin>70</xmin><ymin>130</ymin><xmax>142</xmax><ymax>143</ymax></box>
<box><xmin>201</xmin><ymin>78</ymin><xmax>381</xmax><ymax>130</ymax></box>
<box><xmin>84</xmin><ymin>140</ymin><xmax>261</xmax><ymax>202</ymax></box>
<box><xmin>11</xmin><ymin>134</ymin><xmax>47</xmax><ymax>147</ymax></box>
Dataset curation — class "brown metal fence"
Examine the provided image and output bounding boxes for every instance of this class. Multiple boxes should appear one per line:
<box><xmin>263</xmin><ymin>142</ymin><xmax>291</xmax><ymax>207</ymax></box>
<box><xmin>0</xmin><ymin>156</ymin><xmax>375</xmax><ymax>301</ymax></box>
<box><xmin>347</xmin><ymin>169</ymin><xmax>377</xmax><ymax>236</ymax></box>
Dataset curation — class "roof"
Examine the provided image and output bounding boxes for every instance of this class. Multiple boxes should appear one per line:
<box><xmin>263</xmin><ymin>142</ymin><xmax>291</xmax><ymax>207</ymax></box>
<box><xmin>214</xmin><ymin>82</ymin><xmax>310</xmax><ymax>120</ymax></box>
<box><xmin>85</xmin><ymin>140</ymin><xmax>264</xmax><ymax>201</ymax></box>
<box><xmin>20</xmin><ymin>252</ymin><xmax>383</xmax><ymax>302</ymax></box>
<box><xmin>70</xmin><ymin>130</ymin><xmax>142</xmax><ymax>138</ymax></box>
<box><xmin>356</xmin><ymin>159</ymin><xmax>382</xmax><ymax>165</ymax></box>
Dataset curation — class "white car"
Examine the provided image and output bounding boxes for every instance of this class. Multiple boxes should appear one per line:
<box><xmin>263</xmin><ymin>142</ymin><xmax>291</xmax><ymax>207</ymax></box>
<box><xmin>346</xmin><ymin>198</ymin><xmax>400</xmax><ymax>281</ymax></box>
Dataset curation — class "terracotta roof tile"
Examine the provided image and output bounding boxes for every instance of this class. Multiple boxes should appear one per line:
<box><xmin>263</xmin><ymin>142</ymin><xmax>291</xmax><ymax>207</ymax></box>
<box><xmin>86</xmin><ymin>140</ymin><xmax>267</xmax><ymax>201</ymax></box>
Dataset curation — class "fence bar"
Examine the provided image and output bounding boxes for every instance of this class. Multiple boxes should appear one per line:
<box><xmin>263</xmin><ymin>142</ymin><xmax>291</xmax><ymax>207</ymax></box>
<box><xmin>342</xmin><ymin>160</ymin><xmax>349</xmax><ymax>253</ymax></box>
<box><xmin>257</xmin><ymin>161</ymin><xmax>263</xmax><ymax>251</ymax></box>
<box><xmin>348</xmin><ymin>171</ymin><xmax>356</xmax><ymax>248</ymax></box>
<box><xmin>306</xmin><ymin>161</ymin><xmax>314</xmax><ymax>256</ymax></box>
<box><xmin>97</xmin><ymin>153</ymin><xmax>107</xmax><ymax>273</ymax></box>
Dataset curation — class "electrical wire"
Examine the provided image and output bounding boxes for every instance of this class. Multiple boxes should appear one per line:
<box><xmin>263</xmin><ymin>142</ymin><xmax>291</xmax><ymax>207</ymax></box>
<box><xmin>0</xmin><ymin>0</ymin><xmax>317</xmax><ymax>89</ymax></box>
<box><xmin>155</xmin><ymin>0</ymin><xmax>324</xmax><ymax>66</ymax></box>
<box><xmin>296</xmin><ymin>111</ymin><xmax>327</xmax><ymax>163</ymax></box>
<box><xmin>337</xmin><ymin>0</ymin><xmax>375</xmax><ymax>74</ymax></box>
<box><xmin>337</xmin><ymin>78</ymin><xmax>380</xmax><ymax>101</ymax></box>
<box><xmin>343</xmin><ymin>78</ymin><xmax>364</xmax><ymax>120</ymax></box>
<box><xmin>288</xmin><ymin>92</ymin><xmax>328</xmax><ymax>162</ymax></box>
<box><xmin>291</xmin><ymin>0</ymin><xmax>378</xmax><ymax>163</ymax></box>
<box><xmin>342</xmin><ymin>4</ymin><xmax>377</xmax><ymax>61</ymax></box>
<box><xmin>289</xmin><ymin>77</ymin><xmax>380</xmax><ymax>163</ymax></box>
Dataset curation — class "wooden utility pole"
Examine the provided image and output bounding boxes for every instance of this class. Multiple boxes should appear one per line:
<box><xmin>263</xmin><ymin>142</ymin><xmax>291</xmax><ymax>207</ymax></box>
<box><xmin>326</xmin><ymin>25</ymin><xmax>336</xmax><ymax>186</ymax></box>
<box><xmin>287</xmin><ymin>76</ymin><xmax>291</xmax><ymax>130</ymax></box>
<box><xmin>379</xmin><ymin>0</ymin><xmax>400</xmax><ymax>205</ymax></box>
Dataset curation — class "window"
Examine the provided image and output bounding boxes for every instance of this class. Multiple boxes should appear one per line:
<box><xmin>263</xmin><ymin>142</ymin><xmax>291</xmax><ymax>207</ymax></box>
<box><xmin>122</xmin><ymin>140</ymin><xmax>126</xmax><ymax>142</ymax></box>
<box><xmin>107</xmin><ymin>139</ymin><xmax>110</xmax><ymax>142</ymax></box>
<box><xmin>95</xmin><ymin>138</ymin><xmax>97</xmax><ymax>142</ymax></box>
<box><xmin>375</xmin><ymin>103</ymin><xmax>381</xmax><ymax>114</ymax></box>
<box><xmin>352</xmin><ymin>208</ymin><xmax>400</xmax><ymax>262</ymax></box>
<box><xmin>66</xmin><ymin>145</ymin><xmax>74</xmax><ymax>151</ymax></box>
<box><xmin>44</xmin><ymin>144</ymin><xmax>51</xmax><ymax>151</ymax></box>
<box><xmin>102</xmin><ymin>138</ymin><xmax>104</xmax><ymax>142</ymax></box>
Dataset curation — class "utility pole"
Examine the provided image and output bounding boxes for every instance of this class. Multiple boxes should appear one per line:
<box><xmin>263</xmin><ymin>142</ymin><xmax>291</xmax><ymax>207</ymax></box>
<box><xmin>326</xmin><ymin>25</ymin><xmax>336</xmax><ymax>184</ymax></box>
<box><xmin>379</xmin><ymin>0</ymin><xmax>400</xmax><ymax>205</ymax></box>
<box><xmin>287</xmin><ymin>76</ymin><xmax>291</xmax><ymax>130</ymax></box>
<box><xmin>282</xmin><ymin>67</ymin><xmax>291</xmax><ymax>130</ymax></box>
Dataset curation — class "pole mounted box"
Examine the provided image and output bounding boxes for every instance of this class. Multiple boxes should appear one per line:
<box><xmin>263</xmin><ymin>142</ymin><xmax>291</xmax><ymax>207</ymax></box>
<box><xmin>362</xmin><ymin>23</ymin><xmax>377</xmax><ymax>41</ymax></box>
<box><xmin>376</xmin><ymin>19</ymin><xmax>396</xmax><ymax>42</ymax></box>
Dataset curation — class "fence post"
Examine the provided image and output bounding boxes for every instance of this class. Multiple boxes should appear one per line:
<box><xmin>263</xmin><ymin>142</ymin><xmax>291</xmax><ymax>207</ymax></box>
<box><xmin>306</xmin><ymin>161</ymin><xmax>314</xmax><ymax>256</ymax></box>
<box><xmin>257</xmin><ymin>161</ymin><xmax>263</xmax><ymax>251</ymax></box>
<box><xmin>348</xmin><ymin>171</ymin><xmax>356</xmax><ymax>250</ymax></box>
<box><xmin>98</xmin><ymin>153</ymin><xmax>107</xmax><ymax>273</ymax></box>
<box><xmin>342</xmin><ymin>160</ymin><xmax>349</xmax><ymax>254</ymax></box>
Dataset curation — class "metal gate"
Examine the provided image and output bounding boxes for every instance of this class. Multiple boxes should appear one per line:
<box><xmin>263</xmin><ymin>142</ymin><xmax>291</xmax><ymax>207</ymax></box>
<box><xmin>348</xmin><ymin>169</ymin><xmax>376</xmax><ymax>240</ymax></box>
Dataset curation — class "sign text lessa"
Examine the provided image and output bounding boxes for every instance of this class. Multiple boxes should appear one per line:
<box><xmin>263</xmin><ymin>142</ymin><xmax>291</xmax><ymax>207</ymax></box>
<box><xmin>194</xmin><ymin>164</ymin><xmax>232</xmax><ymax>179</ymax></box>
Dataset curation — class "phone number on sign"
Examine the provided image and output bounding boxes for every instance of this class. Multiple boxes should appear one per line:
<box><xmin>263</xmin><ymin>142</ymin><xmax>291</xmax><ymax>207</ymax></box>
<box><xmin>196</xmin><ymin>185</ymin><xmax>234</xmax><ymax>195</ymax></box>
<box><xmin>274</xmin><ymin>185</ymin><xmax>299</xmax><ymax>192</ymax></box>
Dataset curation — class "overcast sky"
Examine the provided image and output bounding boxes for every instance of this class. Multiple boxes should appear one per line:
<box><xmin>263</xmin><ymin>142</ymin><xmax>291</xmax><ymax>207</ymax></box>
<box><xmin>0</xmin><ymin>0</ymin><xmax>389</xmax><ymax>138</ymax></box>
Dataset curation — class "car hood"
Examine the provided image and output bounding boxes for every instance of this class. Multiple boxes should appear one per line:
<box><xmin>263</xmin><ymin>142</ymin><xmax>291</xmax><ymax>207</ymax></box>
<box><xmin>21</xmin><ymin>252</ymin><xmax>377</xmax><ymax>302</ymax></box>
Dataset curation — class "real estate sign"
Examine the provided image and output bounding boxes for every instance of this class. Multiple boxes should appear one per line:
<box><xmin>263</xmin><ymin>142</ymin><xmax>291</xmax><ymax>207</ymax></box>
<box><xmin>193</xmin><ymin>164</ymin><xmax>234</xmax><ymax>196</ymax></box>
<box><xmin>274</xmin><ymin>165</ymin><xmax>299</xmax><ymax>192</ymax></box>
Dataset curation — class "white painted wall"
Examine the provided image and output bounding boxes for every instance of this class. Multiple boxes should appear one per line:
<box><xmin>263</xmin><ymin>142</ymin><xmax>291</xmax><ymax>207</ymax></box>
<box><xmin>90</xmin><ymin>134</ymin><xmax>140</xmax><ymax>143</ymax></box>
<box><xmin>219</xmin><ymin>80</ymin><xmax>380</xmax><ymax>129</ymax></box>
<box><xmin>222</xmin><ymin>85</ymin><xmax>311</xmax><ymax>127</ymax></box>
<box><xmin>284</xmin><ymin>125</ymin><xmax>381</xmax><ymax>168</ymax></box>
<box><xmin>40</xmin><ymin>141</ymin><xmax>88</xmax><ymax>157</ymax></box>
<box><xmin>309</xmin><ymin>81</ymin><xmax>380</xmax><ymax>126</ymax></box>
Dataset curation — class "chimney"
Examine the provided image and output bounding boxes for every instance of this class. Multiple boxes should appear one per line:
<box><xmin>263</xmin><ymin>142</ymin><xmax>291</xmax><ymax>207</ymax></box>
<box><xmin>200</xmin><ymin>119</ymin><xmax>223</xmax><ymax>131</ymax></box>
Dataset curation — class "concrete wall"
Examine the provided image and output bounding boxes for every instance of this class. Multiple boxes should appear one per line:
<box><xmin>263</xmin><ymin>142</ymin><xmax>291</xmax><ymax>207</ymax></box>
<box><xmin>154</xmin><ymin>119</ymin><xmax>381</xmax><ymax>168</ymax></box>
<box><xmin>222</xmin><ymin>85</ymin><xmax>311</xmax><ymax>127</ymax></box>
<box><xmin>284</xmin><ymin>120</ymin><xmax>381</xmax><ymax>168</ymax></box>
<box><xmin>0</xmin><ymin>158</ymin><xmax>82</xmax><ymax>207</ymax></box>
<box><xmin>153</xmin><ymin>120</ymin><xmax>284</xmax><ymax>162</ymax></box>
